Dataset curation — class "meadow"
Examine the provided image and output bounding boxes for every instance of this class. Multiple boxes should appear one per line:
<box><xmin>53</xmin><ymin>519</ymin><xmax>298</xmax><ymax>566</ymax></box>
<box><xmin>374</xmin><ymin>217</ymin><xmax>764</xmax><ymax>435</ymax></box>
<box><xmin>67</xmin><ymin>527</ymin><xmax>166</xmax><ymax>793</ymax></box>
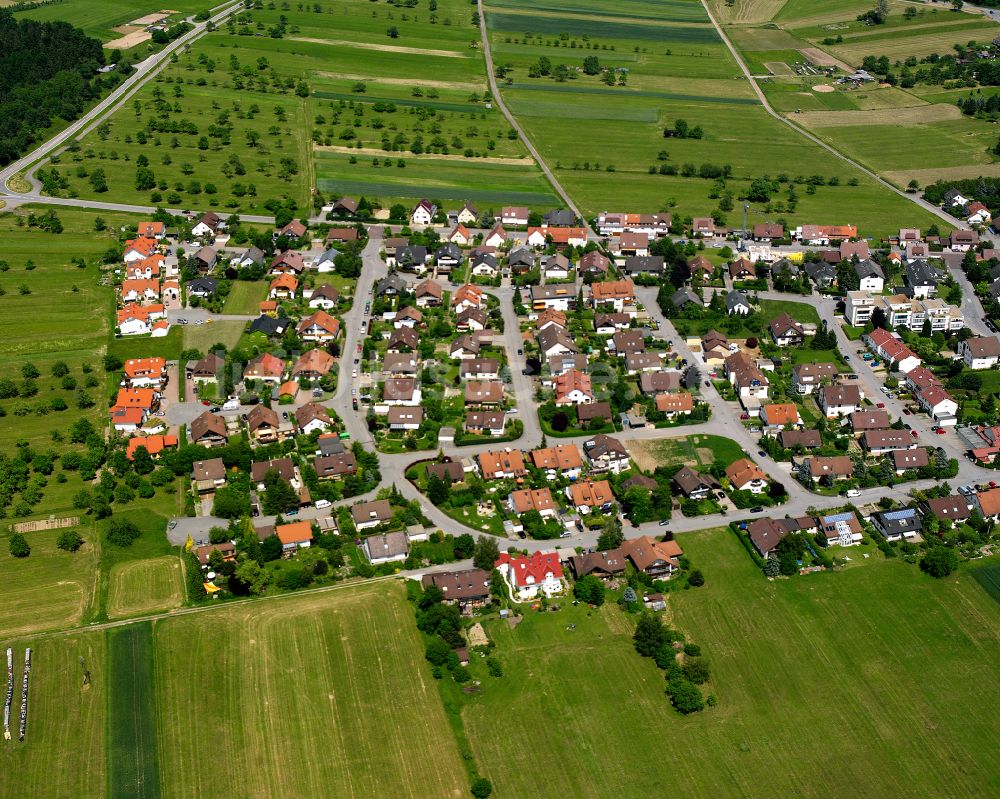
<box><xmin>0</xmin><ymin>632</ymin><xmax>105</xmax><ymax>799</ymax></box>
<box><xmin>0</xmin><ymin>525</ymin><xmax>98</xmax><ymax>639</ymax></box>
<box><xmin>315</xmin><ymin>149</ymin><xmax>559</xmax><ymax>207</ymax></box>
<box><xmin>463</xmin><ymin>527</ymin><xmax>1000</xmax><ymax>798</ymax></box>
<box><xmin>107</xmin><ymin>556</ymin><xmax>183</xmax><ymax>619</ymax></box>
<box><xmin>717</xmin><ymin>0</ymin><xmax>1000</xmax><ymax>190</ymax></box>
<box><xmin>626</xmin><ymin>432</ymin><xmax>745</xmax><ymax>473</ymax></box>
<box><xmin>152</xmin><ymin>580</ymin><xmax>468</xmax><ymax>798</ymax></box>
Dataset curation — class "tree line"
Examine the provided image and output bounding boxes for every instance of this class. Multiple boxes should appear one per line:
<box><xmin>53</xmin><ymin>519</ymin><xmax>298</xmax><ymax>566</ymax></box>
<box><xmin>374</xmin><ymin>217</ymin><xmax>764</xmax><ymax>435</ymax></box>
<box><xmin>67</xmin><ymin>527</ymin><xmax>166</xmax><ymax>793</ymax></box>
<box><xmin>0</xmin><ymin>10</ymin><xmax>106</xmax><ymax>165</ymax></box>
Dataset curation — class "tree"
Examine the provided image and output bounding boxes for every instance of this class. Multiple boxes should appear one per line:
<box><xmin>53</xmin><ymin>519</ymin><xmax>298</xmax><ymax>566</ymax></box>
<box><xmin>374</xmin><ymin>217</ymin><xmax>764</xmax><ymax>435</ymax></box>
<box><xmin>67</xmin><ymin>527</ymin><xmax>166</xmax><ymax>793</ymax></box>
<box><xmin>688</xmin><ymin>569</ymin><xmax>705</xmax><ymax>587</ymax></box>
<box><xmin>920</xmin><ymin>545</ymin><xmax>959</xmax><ymax>578</ymax></box>
<box><xmin>682</xmin><ymin>657</ymin><xmax>710</xmax><ymax>684</ymax></box>
<box><xmin>582</xmin><ymin>55</ymin><xmax>601</xmax><ymax>75</ymax></box>
<box><xmin>596</xmin><ymin>513</ymin><xmax>623</xmax><ymax>551</ymax></box>
<box><xmin>261</xmin><ymin>533</ymin><xmax>283</xmax><ymax>562</ymax></box>
<box><xmin>56</xmin><ymin>529</ymin><xmax>84</xmax><ymax>552</ymax></box>
<box><xmin>386</xmin><ymin>26</ymin><xmax>399</xmax><ymax>38</ymax></box>
<box><xmin>471</xmin><ymin>777</ymin><xmax>493</xmax><ymax>798</ymax></box>
<box><xmin>573</xmin><ymin>575</ymin><xmax>606</xmax><ymax>606</ymax></box>
<box><xmin>666</xmin><ymin>676</ymin><xmax>704</xmax><ymax>714</ymax></box>
<box><xmin>427</xmin><ymin>473</ymin><xmax>449</xmax><ymax>505</ymax></box>
<box><xmin>105</xmin><ymin>518</ymin><xmax>140</xmax><ymax>547</ymax></box>
<box><xmin>8</xmin><ymin>533</ymin><xmax>30</xmax><ymax>558</ymax></box>
<box><xmin>213</xmin><ymin>485</ymin><xmax>249</xmax><ymax>519</ymax></box>
<box><xmin>235</xmin><ymin>558</ymin><xmax>268</xmax><ymax>594</ymax></box>
<box><xmin>633</xmin><ymin>612</ymin><xmax>666</xmax><ymax>657</ymax></box>
<box><xmin>472</xmin><ymin>535</ymin><xmax>500</xmax><ymax>570</ymax></box>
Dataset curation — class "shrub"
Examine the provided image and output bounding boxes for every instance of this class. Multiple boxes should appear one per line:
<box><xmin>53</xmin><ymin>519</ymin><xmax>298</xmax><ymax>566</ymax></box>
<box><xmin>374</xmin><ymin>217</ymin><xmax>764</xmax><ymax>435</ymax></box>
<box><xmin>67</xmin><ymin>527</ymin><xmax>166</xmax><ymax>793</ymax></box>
<box><xmin>920</xmin><ymin>545</ymin><xmax>959</xmax><ymax>578</ymax></box>
<box><xmin>56</xmin><ymin>530</ymin><xmax>84</xmax><ymax>552</ymax></box>
<box><xmin>471</xmin><ymin>777</ymin><xmax>493</xmax><ymax>798</ymax></box>
<box><xmin>682</xmin><ymin>657</ymin><xmax>710</xmax><ymax>684</ymax></box>
<box><xmin>687</xmin><ymin>569</ymin><xmax>705</xmax><ymax>587</ymax></box>
<box><xmin>666</xmin><ymin>676</ymin><xmax>704</xmax><ymax>714</ymax></box>
<box><xmin>8</xmin><ymin>533</ymin><xmax>30</xmax><ymax>558</ymax></box>
<box><xmin>105</xmin><ymin>518</ymin><xmax>140</xmax><ymax>547</ymax></box>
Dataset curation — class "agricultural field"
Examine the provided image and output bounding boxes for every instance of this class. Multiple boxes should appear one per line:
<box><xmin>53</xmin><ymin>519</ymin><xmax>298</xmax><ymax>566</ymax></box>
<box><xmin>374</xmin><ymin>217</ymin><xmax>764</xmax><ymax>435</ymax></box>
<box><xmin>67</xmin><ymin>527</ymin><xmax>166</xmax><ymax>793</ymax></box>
<box><xmin>11</xmin><ymin>0</ymin><xmax>211</xmax><ymax>43</ymax></box>
<box><xmin>315</xmin><ymin>149</ymin><xmax>558</xmax><ymax>208</ymax></box>
<box><xmin>107</xmin><ymin>623</ymin><xmax>159</xmax><ymax>799</ymax></box>
<box><xmin>463</xmin><ymin>527</ymin><xmax>1000</xmax><ymax>798</ymax></box>
<box><xmin>0</xmin><ymin>525</ymin><xmax>98</xmax><ymax>639</ymax></box>
<box><xmin>107</xmin><ymin>556</ymin><xmax>183</xmax><ymax>619</ymax></box>
<box><xmin>50</xmin><ymin>0</ymin><xmax>559</xmax><ymax>215</ymax></box>
<box><xmin>0</xmin><ymin>632</ymin><xmax>105</xmax><ymax>799</ymax></box>
<box><xmin>152</xmin><ymin>581</ymin><xmax>467</xmax><ymax>798</ymax></box>
<box><xmin>484</xmin><ymin>0</ymin><xmax>938</xmax><ymax>236</ymax></box>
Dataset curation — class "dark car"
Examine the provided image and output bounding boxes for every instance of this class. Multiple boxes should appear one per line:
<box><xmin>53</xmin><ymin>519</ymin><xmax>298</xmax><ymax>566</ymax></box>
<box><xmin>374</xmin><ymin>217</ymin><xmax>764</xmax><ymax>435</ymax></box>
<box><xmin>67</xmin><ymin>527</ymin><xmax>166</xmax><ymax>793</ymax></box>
<box><xmin>750</xmin><ymin>506</ymin><xmax>764</xmax><ymax>513</ymax></box>
<box><xmin>658</xmin><ymin>520</ymin><xmax>671</xmax><ymax>527</ymax></box>
<box><xmin>757</xmin><ymin>450</ymin><xmax>767</xmax><ymax>458</ymax></box>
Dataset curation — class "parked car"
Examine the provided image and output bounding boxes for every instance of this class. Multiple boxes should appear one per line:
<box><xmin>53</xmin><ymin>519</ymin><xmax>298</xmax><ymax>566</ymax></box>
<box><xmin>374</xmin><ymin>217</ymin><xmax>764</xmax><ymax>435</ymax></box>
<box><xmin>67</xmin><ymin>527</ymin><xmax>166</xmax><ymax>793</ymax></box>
<box><xmin>846</xmin><ymin>489</ymin><xmax>861</xmax><ymax>498</ymax></box>
<box><xmin>935</xmin><ymin>427</ymin><xmax>945</xmax><ymax>435</ymax></box>
<box><xmin>750</xmin><ymin>506</ymin><xmax>764</xmax><ymax>513</ymax></box>
<box><xmin>658</xmin><ymin>520</ymin><xmax>671</xmax><ymax>527</ymax></box>
<box><xmin>902</xmin><ymin>408</ymin><xmax>910</xmax><ymax>415</ymax></box>
<box><xmin>757</xmin><ymin>450</ymin><xmax>767</xmax><ymax>458</ymax></box>
<box><xmin>876</xmin><ymin>402</ymin><xmax>885</xmax><ymax>408</ymax></box>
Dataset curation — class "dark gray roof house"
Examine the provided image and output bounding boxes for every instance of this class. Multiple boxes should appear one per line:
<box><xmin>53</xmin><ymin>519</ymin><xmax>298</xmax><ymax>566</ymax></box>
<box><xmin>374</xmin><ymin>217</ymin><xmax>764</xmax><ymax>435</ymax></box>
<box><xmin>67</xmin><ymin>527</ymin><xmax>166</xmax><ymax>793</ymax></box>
<box><xmin>376</xmin><ymin>274</ymin><xmax>408</xmax><ymax>296</ymax></box>
<box><xmin>804</xmin><ymin>261</ymin><xmax>836</xmax><ymax>287</ymax></box>
<box><xmin>623</xmin><ymin>255</ymin><xmax>666</xmax><ymax>275</ymax></box>
<box><xmin>543</xmin><ymin>209</ymin><xmax>577</xmax><ymax>226</ymax></box>
<box><xmin>248</xmin><ymin>313</ymin><xmax>288</xmax><ymax>337</ymax></box>
<box><xmin>397</xmin><ymin>245</ymin><xmax>428</xmax><ymax>269</ymax></box>
<box><xmin>855</xmin><ymin>259</ymin><xmax>884</xmax><ymax>281</ymax></box>
<box><xmin>672</xmin><ymin>288</ymin><xmax>701</xmax><ymax>309</ymax></box>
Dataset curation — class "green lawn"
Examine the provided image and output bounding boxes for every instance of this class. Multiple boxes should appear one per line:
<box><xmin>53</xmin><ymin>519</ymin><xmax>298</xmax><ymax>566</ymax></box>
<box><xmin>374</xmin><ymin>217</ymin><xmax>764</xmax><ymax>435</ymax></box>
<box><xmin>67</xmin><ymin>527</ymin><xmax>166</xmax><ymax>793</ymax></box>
<box><xmin>463</xmin><ymin>527</ymin><xmax>1000</xmax><ymax>798</ymax></box>
<box><xmin>222</xmin><ymin>281</ymin><xmax>267</xmax><ymax>315</ymax></box>
<box><xmin>629</xmin><ymin>433</ymin><xmax>745</xmax><ymax>472</ymax></box>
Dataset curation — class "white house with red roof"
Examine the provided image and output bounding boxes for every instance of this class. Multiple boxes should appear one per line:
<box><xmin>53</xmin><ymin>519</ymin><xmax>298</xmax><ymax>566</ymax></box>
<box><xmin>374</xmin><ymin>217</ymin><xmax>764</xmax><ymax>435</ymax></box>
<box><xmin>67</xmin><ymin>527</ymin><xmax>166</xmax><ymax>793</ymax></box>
<box><xmin>495</xmin><ymin>551</ymin><xmax>564</xmax><ymax>601</ymax></box>
<box><xmin>863</xmin><ymin>328</ymin><xmax>922</xmax><ymax>374</ymax></box>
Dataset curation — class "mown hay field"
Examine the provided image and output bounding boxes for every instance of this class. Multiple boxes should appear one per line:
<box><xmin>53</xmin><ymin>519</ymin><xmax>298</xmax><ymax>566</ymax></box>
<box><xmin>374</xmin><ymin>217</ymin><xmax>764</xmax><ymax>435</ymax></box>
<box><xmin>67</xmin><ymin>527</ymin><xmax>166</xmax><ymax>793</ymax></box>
<box><xmin>463</xmin><ymin>527</ymin><xmax>1000</xmax><ymax>798</ymax></box>
<box><xmin>152</xmin><ymin>581</ymin><xmax>468</xmax><ymax>799</ymax></box>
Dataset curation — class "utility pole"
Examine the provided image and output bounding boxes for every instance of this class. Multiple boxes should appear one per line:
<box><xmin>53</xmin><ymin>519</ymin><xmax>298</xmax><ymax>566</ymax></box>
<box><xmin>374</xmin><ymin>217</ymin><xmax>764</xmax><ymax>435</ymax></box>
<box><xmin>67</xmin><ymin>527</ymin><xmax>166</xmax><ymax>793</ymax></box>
<box><xmin>742</xmin><ymin>203</ymin><xmax>749</xmax><ymax>239</ymax></box>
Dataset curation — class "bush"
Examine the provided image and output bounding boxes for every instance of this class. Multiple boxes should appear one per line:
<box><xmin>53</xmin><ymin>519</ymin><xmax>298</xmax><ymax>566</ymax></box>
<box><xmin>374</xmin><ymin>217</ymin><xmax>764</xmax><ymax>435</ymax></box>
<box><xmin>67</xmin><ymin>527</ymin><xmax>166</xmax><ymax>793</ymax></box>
<box><xmin>572</xmin><ymin>574</ymin><xmax>605</xmax><ymax>606</ymax></box>
<box><xmin>105</xmin><ymin>518</ymin><xmax>140</xmax><ymax>547</ymax></box>
<box><xmin>8</xmin><ymin>533</ymin><xmax>30</xmax><ymax>558</ymax></box>
<box><xmin>920</xmin><ymin>545</ymin><xmax>959</xmax><ymax>578</ymax></box>
<box><xmin>666</xmin><ymin>676</ymin><xmax>704</xmax><ymax>714</ymax></box>
<box><xmin>471</xmin><ymin>777</ymin><xmax>493</xmax><ymax>798</ymax></box>
<box><xmin>56</xmin><ymin>529</ymin><xmax>84</xmax><ymax>552</ymax></box>
<box><xmin>682</xmin><ymin>657</ymin><xmax>710</xmax><ymax>684</ymax></box>
<box><xmin>687</xmin><ymin>569</ymin><xmax>704</xmax><ymax>587</ymax></box>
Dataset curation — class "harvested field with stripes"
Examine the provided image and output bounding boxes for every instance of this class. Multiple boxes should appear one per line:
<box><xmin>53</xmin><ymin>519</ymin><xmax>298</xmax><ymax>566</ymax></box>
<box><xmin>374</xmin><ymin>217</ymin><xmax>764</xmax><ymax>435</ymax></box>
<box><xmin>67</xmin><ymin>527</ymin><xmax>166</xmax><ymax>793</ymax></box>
<box><xmin>107</xmin><ymin>557</ymin><xmax>183</xmax><ymax>620</ymax></box>
<box><xmin>152</xmin><ymin>581</ymin><xmax>467</xmax><ymax>799</ymax></box>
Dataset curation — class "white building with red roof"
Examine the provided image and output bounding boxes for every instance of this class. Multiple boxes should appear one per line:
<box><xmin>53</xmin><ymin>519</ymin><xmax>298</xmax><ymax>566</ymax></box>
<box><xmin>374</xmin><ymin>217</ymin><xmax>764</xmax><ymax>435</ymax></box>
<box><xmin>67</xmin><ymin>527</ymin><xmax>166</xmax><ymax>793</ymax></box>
<box><xmin>495</xmin><ymin>551</ymin><xmax>564</xmax><ymax>601</ymax></box>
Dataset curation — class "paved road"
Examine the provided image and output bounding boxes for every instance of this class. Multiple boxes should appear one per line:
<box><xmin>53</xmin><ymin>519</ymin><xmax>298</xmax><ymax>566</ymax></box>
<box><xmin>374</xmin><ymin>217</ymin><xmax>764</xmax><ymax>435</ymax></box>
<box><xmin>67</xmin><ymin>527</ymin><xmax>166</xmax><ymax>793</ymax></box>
<box><xmin>475</xmin><ymin>0</ymin><xmax>584</xmax><ymax>222</ymax></box>
<box><xmin>0</xmin><ymin>0</ymin><xmax>246</xmax><ymax>197</ymax></box>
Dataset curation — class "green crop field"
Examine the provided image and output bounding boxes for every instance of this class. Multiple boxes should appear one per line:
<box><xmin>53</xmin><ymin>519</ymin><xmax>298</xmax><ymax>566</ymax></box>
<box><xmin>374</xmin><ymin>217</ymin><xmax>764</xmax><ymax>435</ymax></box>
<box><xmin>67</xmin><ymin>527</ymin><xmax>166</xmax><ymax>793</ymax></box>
<box><xmin>315</xmin><ymin>149</ymin><xmax>559</xmax><ymax>207</ymax></box>
<box><xmin>464</xmin><ymin>528</ymin><xmax>1000</xmax><ymax>798</ymax></box>
<box><xmin>153</xmin><ymin>581</ymin><xmax>467</xmax><ymax>798</ymax></box>
<box><xmin>0</xmin><ymin>526</ymin><xmax>98</xmax><ymax>639</ymax></box>
<box><xmin>107</xmin><ymin>556</ymin><xmax>183</xmax><ymax>619</ymax></box>
<box><xmin>0</xmin><ymin>633</ymin><xmax>105</xmax><ymax>799</ymax></box>
<box><xmin>107</xmin><ymin>623</ymin><xmax>160</xmax><ymax>799</ymax></box>
<box><xmin>484</xmin><ymin>0</ymin><xmax>938</xmax><ymax>236</ymax></box>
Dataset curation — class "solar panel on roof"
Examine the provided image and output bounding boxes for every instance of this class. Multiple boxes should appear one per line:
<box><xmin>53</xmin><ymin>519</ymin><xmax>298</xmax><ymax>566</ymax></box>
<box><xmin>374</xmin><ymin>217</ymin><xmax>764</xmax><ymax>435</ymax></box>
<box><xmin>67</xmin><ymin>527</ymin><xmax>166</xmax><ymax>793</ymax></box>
<box><xmin>823</xmin><ymin>512</ymin><xmax>854</xmax><ymax>523</ymax></box>
<box><xmin>884</xmin><ymin>509</ymin><xmax>916</xmax><ymax>520</ymax></box>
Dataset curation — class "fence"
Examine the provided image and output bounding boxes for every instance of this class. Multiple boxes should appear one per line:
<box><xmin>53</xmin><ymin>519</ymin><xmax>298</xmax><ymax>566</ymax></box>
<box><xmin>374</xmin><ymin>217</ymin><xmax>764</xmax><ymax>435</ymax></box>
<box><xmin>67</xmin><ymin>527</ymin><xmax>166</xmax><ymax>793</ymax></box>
<box><xmin>11</xmin><ymin>516</ymin><xmax>79</xmax><ymax>533</ymax></box>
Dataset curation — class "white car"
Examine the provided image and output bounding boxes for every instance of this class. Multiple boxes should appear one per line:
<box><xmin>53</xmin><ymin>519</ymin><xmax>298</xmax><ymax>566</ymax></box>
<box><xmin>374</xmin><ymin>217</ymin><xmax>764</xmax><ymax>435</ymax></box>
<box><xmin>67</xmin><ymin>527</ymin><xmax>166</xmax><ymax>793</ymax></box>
<box><xmin>352</xmin><ymin>370</ymin><xmax>358</xmax><ymax>378</ymax></box>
